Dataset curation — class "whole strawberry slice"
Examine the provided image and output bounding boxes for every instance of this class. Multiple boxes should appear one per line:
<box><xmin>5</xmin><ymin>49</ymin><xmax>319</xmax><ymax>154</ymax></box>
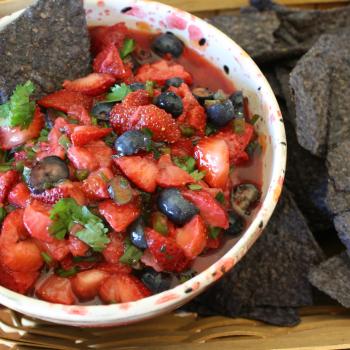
<box><xmin>145</xmin><ymin>228</ymin><xmax>189</xmax><ymax>272</ymax></box>
<box><xmin>99</xmin><ymin>273</ymin><xmax>151</xmax><ymax>303</ymax></box>
<box><xmin>93</xmin><ymin>44</ymin><xmax>126</xmax><ymax>79</ymax></box>
<box><xmin>63</xmin><ymin>73</ymin><xmax>116</xmax><ymax>97</ymax></box>
<box><xmin>70</xmin><ymin>125</ymin><xmax>112</xmax><ymax>146</ymax></box>
<box><xmin>114</xmin><ymin>156</ymin><xmax>159</xmax><ymax>193</ymax></box>
<box><xmin>38</xmin><ymin>90</ymin><xmax>93</xmax><ymax>113</ymax></box>
<box><xmin>194</xmin><ymin>137</ymin><xmax>229</xmax><ymax>189</ymax></box>
<box><xmin>175</xmin><ymin>215</ymin><xmax>207</xmax><ymax>260</ymax></box>
<box><xmin>182</xmin><ymin>189</ymin><xmax>229</xmax><ymax>229</ymax></box>
<box><xmin>0</xmin><ymin>170</ymin><xmax>19</xmax><ymax>203</ymax></box>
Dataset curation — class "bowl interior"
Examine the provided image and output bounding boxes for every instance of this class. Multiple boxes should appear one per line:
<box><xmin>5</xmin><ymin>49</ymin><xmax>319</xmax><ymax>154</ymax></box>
<box><xmin>0</xmin><ymin>0</ymin><xmax>286</xmax><ymax>326</ymax></box>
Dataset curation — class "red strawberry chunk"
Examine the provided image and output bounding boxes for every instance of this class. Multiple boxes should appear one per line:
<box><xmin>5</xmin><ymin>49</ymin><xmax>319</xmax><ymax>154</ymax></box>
<box><xmin>82</xmin><ymin>168</ymin><xmax>114</xmax><ymax>200</ymax></box>
<box><xmin>0</xmin><ymin>265</ymin><xmax>39</xmax><ymax>294</ymax></box>
<box><xmin>68</xmin><ymin>236</ymin><xmax>90</xmax><ymax>257</ymax></box>
<box><xmin>157</xmin><ymin>154</ymin><xmax>194</xmax><ymax>187</ymax></box>
<box><xmin>58</xmin><ymin>182</ymin><xmax>87</xmax><ymax>206</ymax></box>
<box><xmin>0</xmin><ymin>107</ymin><xmax>44</xmax><ymax>150</ymax></box>
<box><xmin>93</xmin><ymin>44</ymin><xmax>126</xmax><ymax>79</ymax></box>
<box><xmin>175</xmin><ymin>215</ymin><xmax>207</xmax><ymax>259</ymax></box>
<box><xmin>67</xmin><ymin>105</ymin><xmax>93</xmax><ymax>126</ymax></box>
<box><xmin>89</xmin><ymin>23</ymin><xmax>128</xmax><ymax>55</ymax></box>
<box><xmin>145</xmin><ymin>228</ymin><xmax>189</xmax><ymax>272</ymax></box>
<box><xmin>86</xmin><ymin>141</ymin><xmax>114</xmax><ymax>169</ymax></box>
<box><xmin>97</xmin><ymin>262</ymin><xmax>131</xmax><ymax>274</ymax></box>
<box><xmin>102</xmin><ymin>233</ymin><xmax>125</xmax><ymax>264</ymax></box>
<box><xmin>123</xmin><ymin>90</ymin><xmax>150</xmax><ymax>107</ymax></box>
<box><xmin>99</xmin><ymin>200</ymin><xmax>140</xmax><ymax>233</ymax></box>
<box><xmin>110</xmin><ymin>104</ymin><xmax>181</xmax><ymax>143</ymax></box>
<box><xmin>206</xmin><ymin>235</ymin><xmax>221</xmax><ymax>249</ymax></box>
<box><xmin>0</xmin><ymin>209</ymin><xmax>28</xmax><ymax>245</ymax></box>
<box><xmin>170</xmin><ymin>138</ymin><xmax>194</xmax><ymax>158</ymax></box>
<box><xmin>70</xmin><ymin>126</ymin><xmax>112</xmax><ymax>146</ymax></box>
<box><xmin>32</xmin><ymin>187</ymin><xmax>66</xmax><ymax>205</ymax></box>
<box><xmin>72</xmin><ymin>269</ymin><xmax>110</xmax><ymax>301</ymax></box>
<box><xmin>114</xmin><ymin>156</ymin><xmax>159</xmax><ymax>193</ymax></box>
<box><xmin>136</xmin><ymin>60</ymin><xmax>192</xmax><ymax>86</ymax></box>
<box><xmin>8</xmin><ymin>182</ymin><xmax>31</xmax><ymax>208</ymax></box>
<box><xmin>216</xmin><ymin>123</ymin><xmax>254</xmax><ymax>165</ymax></box>
<box><xmin>38</xmin><ymin>90</ymin><xmax>93</xmax><ymax>113</ymax></box>
<box><xmin>35</xmin><ymin>238</ymin><xmax>70</xmax><ymax>262</ymax></box>
<box><xmin>0</xmin><ymin>170</ymin><xmax>19</xmax><ymax>203</ymax></box>
<box><xmin>99</xmin><ymin>274</ymin><xmax>151</xmax><ymax>304</ymax></box>
<box><xmin>36</xmin><ymin>275</ymin><xmax>76</xmax><ymax>305</ymax></box>
<box><xmin>194</xmin><ymin>137</ymin><xmax>230</xmax><ymax>189</ymax></box>
<box><xmin>63</xmin><ymin>73</ymin><xmax>116</xmax><ymax>97</ymax></box>
<box><xmin>182</xmin><ymin>190</ymin><xmax>229</xmax><ymax>229</ymax></box>
<box><xmin>23</xmin><ymin>200</ymin><xmax>54</xmax><ymax>243</ymax></box>
<box><xmin>0</xmin><ymin>239</ymin><xmax>43</xmax><ymax>273</ymax></box>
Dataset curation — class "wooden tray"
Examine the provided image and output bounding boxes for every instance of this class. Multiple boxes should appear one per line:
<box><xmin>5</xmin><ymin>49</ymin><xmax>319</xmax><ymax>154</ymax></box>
<box><xmin>0</xmin><ymin>0</ymin><xmax>350</xmax><ymax>349</ymax></box>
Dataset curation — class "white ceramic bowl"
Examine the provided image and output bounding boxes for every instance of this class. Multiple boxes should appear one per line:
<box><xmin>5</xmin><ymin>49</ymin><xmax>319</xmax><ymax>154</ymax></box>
<box><xmin>0</xmin><ymin>0</ymin><xmax>286</xmax><ymax>327</ymax></box>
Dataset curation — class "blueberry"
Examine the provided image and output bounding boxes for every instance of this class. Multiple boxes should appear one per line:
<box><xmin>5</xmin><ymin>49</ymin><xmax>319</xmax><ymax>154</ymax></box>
<box><xmin>165</xmin><ymin>77</ymin><xmax>184</xmax><ymax>88</ymax></box>
<box><xmin>229</xmin><ymin>91</ymin><xmax>245</xmax><ymax>119</ymax></box>
<box><xmin>157</xmin><ymin>188</ymin><xmax>198</xmax><ymax>226</ymax></box>
<box><xmin>91</xmin><ymin>102</ymin><xmax>114</xmax><ymax>121</ymax></box>
<box><xmin>205</xmin><ymin>99</ymin><xmax>234</xmax><ymax>127</ymax></box>
<box><xmin>129</xmin><ymin>82</ymin><xmax>146</xmax><ymax>92</ymax></box>
<box><xmin>128</xmin><ymin>217</ymin><xmax>148</xmax><ymax>249</ymax></box>
<box><xmin>28</xmin><ymin>156</ymin><xmax>69</xmax><ymax>194</ymax></box>
<box><xmin>139</xmin><ymin>268</ymin><xmax>172</xmax><ymax>293</ymax></box>
<box><xmin>225</xmin><ymin>211</ymin><xmax>245</xmax><ymax>236</ymax></box>
<box><xmin>250</xmin><ymin>0</ymin><xmax>274</xmax><ymax>11</ymax></box>
<box><xmin>155</xmin><ymin>91</ymin><xmax>183</xmax><ymax>118</ymax></box>
<box><xmin>152</xmin><ymin>32</ymin><xmax>184</xmax><ymax>58</ymax></box>
<box><xmin>192</xmin><ymin>87</ymin><xmax>214</xmax><ymax>106</ymax></box>
<box><xmin>115</xmin><ymin>130</ymin><xmax>151</xmax><ymax>156</ymax></box>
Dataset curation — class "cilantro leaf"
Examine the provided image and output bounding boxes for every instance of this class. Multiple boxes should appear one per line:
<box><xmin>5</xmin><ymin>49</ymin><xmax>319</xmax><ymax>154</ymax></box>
<box><xmin>190</xmin><ymin>170</ymin><xmax>206</xmax><ymax>181</ymax></box>
<box><xmin>105</xmin><ymin>83</ymin><xmax>131</xmax><ymax>102</ymax></box>
<box><xmin>173</xmin><ymin>156</ymin><xmax>196</xmax><ymax>173</ymax></box>
<box><xmin>49</xmin><ymin>198</ymin><xmax>110</xmax><ymax>252</ymax></box>
<box><xmin>209</xmin><ymin>226</ymin><xmax>221</xmax><ymax>239</ymax></box>
<box><xmin>120</xmin><ymin>38</ymin><xmax>136</xmax><ymax>59</ymax></box>
<box><xmin>215</xmin><ymin>191</ymin><xmax>225</xmax><ymax>204</ymax></box>
<box><xmin>0</xmin><ymin>81</ymin><xmax>36</xmax><ymax>129</ymax></box>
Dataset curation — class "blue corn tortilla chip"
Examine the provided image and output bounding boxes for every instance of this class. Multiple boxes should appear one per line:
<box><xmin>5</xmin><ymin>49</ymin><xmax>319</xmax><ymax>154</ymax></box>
<box><xmin>334</xmin><ymin>213</ymin><xmax>350</xmax><ymax>257</ymax></box>
<box><xmin>0</xmin><ymin>0</ymin><xmax>91</xmax><ymax>103</ymax></box>
<box><xmin>309</xmin><ymin>252</ymin><xmax>350</xmax><ymax>308</ymax></box>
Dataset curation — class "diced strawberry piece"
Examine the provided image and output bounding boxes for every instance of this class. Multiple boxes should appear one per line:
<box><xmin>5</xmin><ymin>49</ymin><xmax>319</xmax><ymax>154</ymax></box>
<box><xmin>93</xmin><ymin>44</ymin><xmax>126</xmax><ymax>79</ymax></box>
<box><xmin>63</xmin><ymin>73</ymin><xmax>116</xmax><ymax>97</ymax></box>
<box><xmin>38</xmin><ymin>90</ymin><xmax>93</xmax><ymax>113</ymax></box>
<box><xmin>60</xmin><ymin>254</ymin><xmax>97</xmax><ymax>271</ymax></box>
<box><xmin>89</xmin><ymin>23</ymin><xmax>128</xmax><ymax>54</ymax></box>
<box><xmin>86</xmin><ymin>141</ymin><xmax>113</xmax><ymax>169</ymax></box>
<box><xmin>68</xmin><ymin>236</ymin><xmax>90</xmax><ymax>257</ymax></box>
<box><xmin>114</xmin><ymin>156</ymin><xmax>158</xmax><ymax>193</ymax></box>
<box><xmin>0</xmin><ymin>265</ymin><xmax>39</xmax><ymax>294</ymax></box>
<box><xmin>32</xmin><ymin>187</ymin><xmax>66</xmax><ymax>205</ymax></box>
<box><xmin>0</xmin><ymin>107</ymin><xmax>44</xmax><ymax>150</ymax></box>
<box><xmin>170</xmin><ymin>138</ymin><xmax>194</xmax><ymax>158</ymax></box>
<box><xmin>67</xmin><ymin>105</ymin><xmax>92</xmax><ymax>126</ymax></box>
<box><xmin>140</xmin><ymin>250</ymin><xmax>163</xmax><ymax>272</ymax></box>
<box><xmin>98</xmin><ymin>200</ymin><xmax>140</xmax><ymax>232</ymax></box>
<box><xmin>182</xmin><ymin>190</ymin><xmax>229</xmax><ymax>229</ymax></box>
<box><xmin>23</xmin><ymin>200</ymin><xmax>54</xmax><ymax>243</ymax></box>
<box><xmin>123</xmin><ymin>90</ymin><xmax>150</xmax><ymax>107</ymax></box>
<box><xmin>82</xmin><ymin>168</ymin><xmax>114</xmax><ymax>200</ymax></box>
<box><xmin>0</xmin><ymin>170</ymin><xmax>19</xmax><ymax>203</ymax></box>
<box><xmin>35</xmin><ymin>238</ymin><xmax>70</xmax><ymax>262</ymax></box>
<box><xmin>145</xmin><ymin>228</ymin><xmax>189</xmax><ymax>272</ymax></box>
<box><xmin>99</xmin><ymin>274</ymin><xmax>151</xmax><ymax>304</ymax></box>
<box><xmin>170</xmin><ymin>83</ymin><xmax>206</xmax><ymax>134</ymax></box>
<box><xmin>206</xmin><ymin>236</ymin><xmax>221</xmax><ymax>249</ymax></box>
<box><xmin>70</xmin><ymin>126</ymin><xmax>112</xmax><ymax>147</ymax></box>
<box><xmin>8</xmin><ymin>182</ymin><xmax>31</xmax><ymax>208</ymax></box>
<box><xmin>136</xmin><ymin>60</ymin><xmax>192</xmax><ymax>86</ymax></box>
<box><xmin>157</xmin><ymin>154</ymin><xmax>194</xmax><ymax>187</ymax></box>
<box><xmin>102</xmin><ymin>233</ymin><xmax>126</xmax><ymax>265</ymax></box>
<box><xmin>58</xmin><ymin>182</ymin><xmax>87</xmax><ymax>206</ymax></box>
<box><xmin>216</xmin><ymin>123</ymin><xmax>254</xmax><ymax>165</ymax></box>
<box><xmin>72</xmin><ymin>269</ymin><xmax>110</xmax><ymax>301</ymax></box>
<box><xmin>175</xmin><ymin>215</ymin><xmax>207</xmax><ymax>259</ymax></box>
<box><xmin>110</xmin><ymin>104</ymin><xmax>181</xmax><ymax>143</ymax></box>
<box><xmin>36</xmin><ymin>275</ymin><xmax>75</xmax><ymax>305</ymax></box>
<box><xmin>0</xmin><ymin>239</ymin><xmax>43</xmax><ymax>272</ymax></box>
<box><xmin>0</xmin><ymin>209</ymin><xmax>28</xmax><ymax>245</ymax></box>
<box><xmin>194</xmin><ymin>137</ymin><xmax>230</xmax><ymax>189</ymax></box>
<box><xmin>97</xmin><ymin>262</ymin><xmax>131</xmax><ymax>274</ymax></box>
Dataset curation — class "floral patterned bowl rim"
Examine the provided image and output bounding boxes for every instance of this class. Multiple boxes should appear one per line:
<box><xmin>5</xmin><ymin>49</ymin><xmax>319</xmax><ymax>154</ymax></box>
<box><xmin>0</xmin><ymin>0</ymin><xmax>286</xmax><ymax>327</ymax></box>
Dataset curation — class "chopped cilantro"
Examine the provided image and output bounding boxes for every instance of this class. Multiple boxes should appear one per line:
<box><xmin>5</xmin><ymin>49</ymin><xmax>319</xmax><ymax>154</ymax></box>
<box><xmin>0</xmin><ymin>207</ymin><xmax>6</xmax><ymax>224</ymax></box>
<box><xmin>14</xmin><ymin>161</ymin><xmax>24</xmax><ymax>173</ymax></box>
<box><xmin>56</xmin><ymin>266</ymin><xmax>79</xmax><ymax>278</ymax></box>
<box><xmin>38</xmin><ymin>128</ymin><xmax>49</xmax><ymax>142</ymax></box>
<box><xmin>215</xmin><ymin>191</ymin><xmax>225</xmax><ymax>204</ymax></box>
<box><xmin>190</xmin><ymin>170</ymin><xmax>206</xmax><ymax>181</ymax></box>
<box><xmin>246</xmin><ymin>140</ymin><xmax>262</xmax><ymax>157</ymax></box>
<box><xmin>173</xmin><ymin>156</ymin><xmax>196</xmax><ymax>173</ymax></box>
<box><xmin>188</xmin><ymin>183</ymin><xmax>202</xmax><ymax>191</ymax></box>
<box><xmin>105</xmin><ymin>83</ymin><xmax>131</xmax><ymax>103</ymax></box>
<box><xmin>49</xmin><ymin>198</ymin><xmax>110</xmax><ymax>252</ymax></box>
<box><xmin>120</xmin><ymin>239</ymin><xmax>143</xmax><ymax>265</ymax></box>
<box><xmin>153</xmin><ymin>212</ymin><xmax>168</xmax><ymax>236</ymax></box>
<box><xmin>209</xmin><ymin>226</ymin><xmax>221</xmax><ymax>239</ymax></box>
<box><xmin>120</xmin><ymin>38</ymin><xmax>136</xmax><ymax>59</ymax></box>
<box><xmin>24</xmin><ymin>147</ymin><xmax>36</xmax><ymax>160</ymax></box>
<box><xmin>58</xmin><ymin>135</ymin><xmax>71</xmax><ymax>150</ymax></box>
<box><xmin>0</xmin><ymin>81</ymin><xmax>36</xmax><ymax>129</ymax></box>
<box><xmin>41</xmin><ymin>252</ymin><xmax>53</xmax><ymax>264</ymax></box>
<box><xmin>104</xmin><ymin>131</ymin><xmax>118</xmax><ymax>147</ymax></box>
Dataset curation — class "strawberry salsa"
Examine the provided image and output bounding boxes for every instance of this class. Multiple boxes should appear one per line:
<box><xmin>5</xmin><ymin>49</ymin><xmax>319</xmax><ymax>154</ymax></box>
<box><xmin>0</xmin><ymin>23</ymin><xmax>261</xmax><ymax>305</ymax></box>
